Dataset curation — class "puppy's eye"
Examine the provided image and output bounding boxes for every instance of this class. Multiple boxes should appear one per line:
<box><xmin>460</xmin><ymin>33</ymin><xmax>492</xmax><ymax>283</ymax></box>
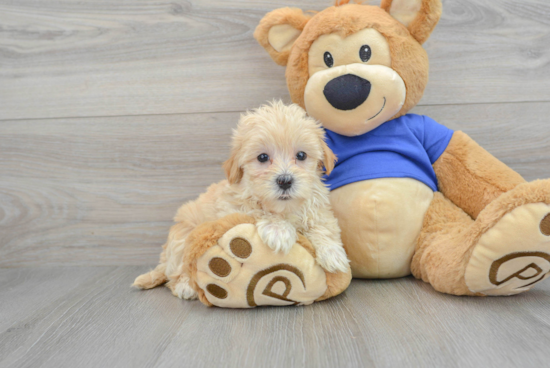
<box><xmin>257</xmin><ymin>153</ymin><xmax>270</xmax><ymax>163</ymax></box>
<box><xmin>296</xmin><ymin>151</ymin><xmax>307</xmax><ymax>161</ymax></box>
<box><xmin>323</xmin><ymin>52</ymin><xmax>334</xmax><ymax>68</ymax></box>
<box><xmin>359</xmin><ymin>45</ymin><xmax>371</xmax><ymax>62</ymax></box>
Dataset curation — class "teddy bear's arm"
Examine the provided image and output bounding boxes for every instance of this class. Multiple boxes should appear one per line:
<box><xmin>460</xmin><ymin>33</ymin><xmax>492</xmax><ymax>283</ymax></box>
<box><xmin>433</xmin><ymin>131</ymin><xmax>526</xmax><ymax>219</ymax></box>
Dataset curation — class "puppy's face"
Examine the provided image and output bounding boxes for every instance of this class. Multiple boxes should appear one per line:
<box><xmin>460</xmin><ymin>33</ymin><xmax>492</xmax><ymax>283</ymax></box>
<box><xmin>224</xmin><ymin>102</ymin><xmax>336</xmax><ymax>214</ymax></box>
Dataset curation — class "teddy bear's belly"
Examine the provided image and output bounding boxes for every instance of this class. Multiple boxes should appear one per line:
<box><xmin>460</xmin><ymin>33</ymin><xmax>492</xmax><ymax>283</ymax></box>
<box><xmin>330</xmin><ymin>178</ymin><xmax>434</xmax><ymax>278</ymax></box>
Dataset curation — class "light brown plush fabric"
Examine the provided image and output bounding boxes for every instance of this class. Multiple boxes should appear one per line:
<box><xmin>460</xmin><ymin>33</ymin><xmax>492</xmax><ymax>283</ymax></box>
<box><xmin>253</xmin><ymin>8</ymin><xmax>313</xmax><ymax>66</ymax></box>
<box><xmin>412</xmin><ymin>180</ymin><xmax>550</xmax><ymax>295</ymax></box>
<box><xmin>381</xmin><ymin>0</ymin><xmax>442</xmax><ymax>45</ymax></box>
<box><xmin>433</xmin><ymin>131</ymin><xmax>526</xmax><ymax>219</ymax></box>
<box><xmin>317</xmin><ymin>266</ymin><xmax>353</xmax><ymax>302</ymax></box>
<box><xmin>411</xmin><ymin>192</ymin><xmax>477</xmax><ymax>295</ymax></box>
<box><xmin>184</xmin><ymin>214</ymin><xmax>351</xmax><ymax>306</ymax></box>
<box><xmin>183</xmin><ymin>213</ymin><xmax>256</xmax><ymax>306</ymax></box>
<box><xmin>295</xmin><ymin>234</ymin><xmax>352</xmax><ymax>301</ymax></box>
<box><xmin>283</xmin><ymin>4</ymin><xmax>430</xmax><ymax>119</ymax></box>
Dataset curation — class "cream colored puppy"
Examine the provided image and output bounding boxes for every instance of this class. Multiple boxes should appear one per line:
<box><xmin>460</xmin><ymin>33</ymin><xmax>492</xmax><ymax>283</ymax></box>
<box><xmin>134</xmin><ymin>101</ymin><xmax>349</xmax><ymax>300</ymax></box>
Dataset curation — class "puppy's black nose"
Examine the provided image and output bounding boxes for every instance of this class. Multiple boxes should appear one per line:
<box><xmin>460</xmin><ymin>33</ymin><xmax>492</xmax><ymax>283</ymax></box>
<box><xmin>276</xmin><ymin>175</ymin><xmax>293</xmax><ymax>190</ymax></box>
<box><xmin>323</xmin><ymin>74</ymin><xmax>371</xmax><ymax>111</ymax></box>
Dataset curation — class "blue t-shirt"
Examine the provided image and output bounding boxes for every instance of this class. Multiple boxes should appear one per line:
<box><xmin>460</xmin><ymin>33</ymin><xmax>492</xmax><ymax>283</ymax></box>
<box><xmin>323</xmin><ymin>114</ymin><xmax>454</xmax><ymax>192</ymax></box>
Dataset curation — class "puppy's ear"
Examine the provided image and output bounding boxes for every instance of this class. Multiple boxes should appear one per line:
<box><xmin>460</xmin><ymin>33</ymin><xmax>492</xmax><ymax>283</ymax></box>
<box><xmin>381</xmin><ymin>0</ymin><xmax>442</xmax><ymax>44</ymax></box>
<box><xmin>223</xmin><ymin>149</ymin><xmax>244</xmax><ymax>184</ymax></box>
<box><xmin>319</xmin><ymin>141</ymin><xmax>337</xmax><ymax>176</ymax></box>
<box><xmin>254</xmin><ymin>8</ymin><xmax>312</xmax><ymax>66</ymax></box>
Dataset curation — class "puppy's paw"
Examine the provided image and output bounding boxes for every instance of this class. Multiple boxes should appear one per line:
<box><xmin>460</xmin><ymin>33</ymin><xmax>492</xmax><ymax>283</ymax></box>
<box><xmin>316</xmin><ymin>245</ymin><xmax>350</xmax><ymax>273</ymax></box>
<box><xmin>256</xmin><ymin>219</ymin><xmax>297</xmax><ymax>254</ymax></box>
<box><xmin>173</xmin><ymin>277</ymin><xmax>198</xmax><ymax>300</ymax></box>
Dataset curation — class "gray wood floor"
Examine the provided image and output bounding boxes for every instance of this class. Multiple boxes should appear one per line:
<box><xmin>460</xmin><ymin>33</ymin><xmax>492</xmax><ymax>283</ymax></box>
<box><xmin>1</xmin><ymin>0</ymin><xmax>550</xmax><ymax>367</ymax></box>
<box><xmin>1</xmin><ymin>267</ymin><xmax>550</xmax><ymax>368</ymax></box>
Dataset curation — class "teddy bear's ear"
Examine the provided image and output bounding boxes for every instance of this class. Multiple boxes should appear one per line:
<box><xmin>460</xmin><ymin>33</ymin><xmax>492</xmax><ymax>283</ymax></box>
<box><xmin>381</xmin><ymin>0</ymin><xmax>442</xmax><ymax>44</ymax></box>
<box><xmin>254</xmin><ymin>8</ymin><xmax>312</xmax><ymax>66</ymax></box>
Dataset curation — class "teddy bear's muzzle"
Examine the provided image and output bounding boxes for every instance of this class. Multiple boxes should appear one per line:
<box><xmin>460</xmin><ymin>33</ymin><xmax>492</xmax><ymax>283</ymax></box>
<box><xmin>304</xmin><ymin>64</ymin><xmax>406</xmax><ymax>136</ymax></box>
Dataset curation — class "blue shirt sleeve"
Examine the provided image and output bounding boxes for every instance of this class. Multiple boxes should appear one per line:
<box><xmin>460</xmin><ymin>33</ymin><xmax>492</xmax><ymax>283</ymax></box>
<box><xmin>415</xmin><ymin>115</ymin><xmax>454</xmax><ymax>164</ymax></box>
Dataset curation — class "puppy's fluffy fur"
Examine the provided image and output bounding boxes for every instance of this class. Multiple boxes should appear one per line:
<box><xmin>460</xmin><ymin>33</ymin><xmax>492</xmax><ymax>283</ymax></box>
<box><xmin>134</xmin><ymin>101</ymin><xmax>349</xmax><ymax>299</ymax></box>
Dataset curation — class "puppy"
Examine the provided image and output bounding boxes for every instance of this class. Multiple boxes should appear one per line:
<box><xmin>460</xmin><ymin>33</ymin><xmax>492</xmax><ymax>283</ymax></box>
<box><xmin>134</xmin><ymin>101</ymin><xmax>349</xmax><ymax>300</ymax></box>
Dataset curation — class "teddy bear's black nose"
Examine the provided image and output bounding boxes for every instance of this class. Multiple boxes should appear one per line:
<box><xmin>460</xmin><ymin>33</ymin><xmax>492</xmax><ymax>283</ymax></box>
<box><xmin>323</xmin><ymin>74</ymin><xmax>371</xmax><ymax>111</ymax></box>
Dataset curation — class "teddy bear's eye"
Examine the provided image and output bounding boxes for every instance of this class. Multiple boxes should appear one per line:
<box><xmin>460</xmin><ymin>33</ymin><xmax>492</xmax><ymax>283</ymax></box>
<box><xmin>324</xmin><ymin>52</ymin><xmax>334</xmax><ymax>68</ymax></box>
<box><xmin>359</xmin><ymin>45</ymin><xmax>371</xmax><ymax>62</ymax></box>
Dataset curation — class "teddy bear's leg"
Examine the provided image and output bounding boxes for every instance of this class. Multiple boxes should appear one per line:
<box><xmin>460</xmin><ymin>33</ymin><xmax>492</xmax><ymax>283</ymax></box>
<box><xmin>411</xmin><ymin>192</ymin><xmax>477</xmax><ymax>295</ymax></box>
<box><xmin>412</xmin><ymin>180</ymin><xmax>550</xmax><ymax>296</ymax></box>
<box><xmin>182</xmin><ymin>214</ymin><xmax>350</xmax><ymax>308</ymax></box>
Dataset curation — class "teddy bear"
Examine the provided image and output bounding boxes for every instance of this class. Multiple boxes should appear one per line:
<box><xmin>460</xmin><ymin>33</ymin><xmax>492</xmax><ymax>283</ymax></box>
<box><xmin>254</xmin><ymin>0</ymin><xmax>550</xmax><ymax>296</ymax></box>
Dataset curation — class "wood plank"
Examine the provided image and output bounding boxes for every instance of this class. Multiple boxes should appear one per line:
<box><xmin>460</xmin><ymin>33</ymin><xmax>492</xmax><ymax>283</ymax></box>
<box><xmin>1</xmin><ymin>267</ymin><xmax>550</xmax><ymax>368</ymax></box>
<box><xmin>0</xmin><ymin>112</ymin><xmax>238</xmax><ymax>267</ymax></box>
<box><xmin>1</xmin><ymin>0</ymin><xmax>550</xmax><ymax>120</ymax></box>
<box><xmin>343</xmin><ymin>278</ymin><xmax>550</xmax><ymax>367</ymax></box>
<box><xmin>0</xmin><ymin>266</ymin><xmax>197</xmax><ymax>368</ymax></box>
<box><xmin>1</xmin><ymin>101</ymin><xmax>549</xmax><ymax>267</ymax></box>
<box><xmin>0</xmin><ymin>267</ymin><xmax>104</xmax><ymax>332</ymax></box>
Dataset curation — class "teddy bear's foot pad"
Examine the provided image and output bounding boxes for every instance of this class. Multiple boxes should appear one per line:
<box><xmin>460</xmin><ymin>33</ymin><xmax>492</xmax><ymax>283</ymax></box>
<box><xmin>196</xmin><ymin>223</ymin><xmax>328</xmax><ymax>308</ymax></box>
<box><xmin>465</xmin><ymin>203</ymin><xmax>550</xmax><ymax>296</ymax></box>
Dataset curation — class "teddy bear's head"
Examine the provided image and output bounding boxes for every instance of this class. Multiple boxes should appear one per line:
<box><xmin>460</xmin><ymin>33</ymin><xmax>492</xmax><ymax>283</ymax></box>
<box><xmin>255</xmin><ymin>0</ymin><xmax>442</xmax><ymax>136</ymax></box>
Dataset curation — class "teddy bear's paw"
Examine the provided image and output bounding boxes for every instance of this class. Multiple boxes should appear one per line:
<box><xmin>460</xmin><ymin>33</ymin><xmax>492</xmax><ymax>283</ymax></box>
<box><xmin>195</xmin><ymin>223</ymin><xmax>328</xmax><ymax>308</ymax></box>
<box><xmin>465</xmin><ymin>203</ymin><xmax>550</xmax><ymax>296</ymax></box>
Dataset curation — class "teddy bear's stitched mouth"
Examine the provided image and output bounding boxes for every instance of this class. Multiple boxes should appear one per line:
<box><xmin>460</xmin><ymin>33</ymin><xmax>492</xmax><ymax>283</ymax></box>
<box><xmin>367</xmin><ymin>97</ymin><xmax>386</xmax><ymax>121</ymax></box>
